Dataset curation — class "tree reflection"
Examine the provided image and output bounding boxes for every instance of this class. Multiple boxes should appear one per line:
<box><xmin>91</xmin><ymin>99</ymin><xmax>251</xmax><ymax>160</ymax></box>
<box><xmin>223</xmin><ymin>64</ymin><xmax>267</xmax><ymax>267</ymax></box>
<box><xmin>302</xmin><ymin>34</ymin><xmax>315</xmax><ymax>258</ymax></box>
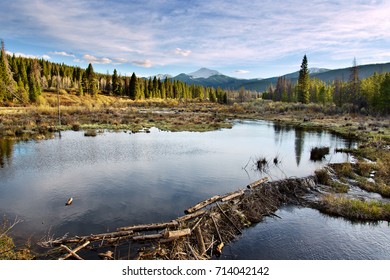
<box><xmin>294</xmin><ymin>127</ymin><xmax>305</xmax><ymax>166</ymax></box>
<box><xmin>0</xmin><ymin>138</ymin><xmax>14</xmax><ymax>168</ymax></box>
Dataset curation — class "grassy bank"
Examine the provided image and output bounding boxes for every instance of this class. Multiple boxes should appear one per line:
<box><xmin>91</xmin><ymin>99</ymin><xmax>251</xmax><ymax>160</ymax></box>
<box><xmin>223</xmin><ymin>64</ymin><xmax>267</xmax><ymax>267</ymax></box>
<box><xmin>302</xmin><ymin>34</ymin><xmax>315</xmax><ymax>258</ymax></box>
<box><xmin>0</xmin><ymin>219</ymin><xmax>33</xmax><ymax>260</ymax></box>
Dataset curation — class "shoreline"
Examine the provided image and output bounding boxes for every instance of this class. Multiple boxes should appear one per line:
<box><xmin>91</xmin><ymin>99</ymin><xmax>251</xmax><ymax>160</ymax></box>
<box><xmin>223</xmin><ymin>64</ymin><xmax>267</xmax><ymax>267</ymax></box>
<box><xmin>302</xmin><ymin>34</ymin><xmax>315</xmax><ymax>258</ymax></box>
<box><xmin>1</xmin><ymin>98</ymin><xmax>389</xmax><ymax>259</ymax></box>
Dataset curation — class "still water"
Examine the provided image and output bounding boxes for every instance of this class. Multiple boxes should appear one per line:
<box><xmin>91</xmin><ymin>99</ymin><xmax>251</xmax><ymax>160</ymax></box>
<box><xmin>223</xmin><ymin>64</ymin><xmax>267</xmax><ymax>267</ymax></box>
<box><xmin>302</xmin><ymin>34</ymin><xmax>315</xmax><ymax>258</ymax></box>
<box><xmin>1</xmin><ymin>120</ymin><xmax>389</xmax><ymax>259</ymax></box>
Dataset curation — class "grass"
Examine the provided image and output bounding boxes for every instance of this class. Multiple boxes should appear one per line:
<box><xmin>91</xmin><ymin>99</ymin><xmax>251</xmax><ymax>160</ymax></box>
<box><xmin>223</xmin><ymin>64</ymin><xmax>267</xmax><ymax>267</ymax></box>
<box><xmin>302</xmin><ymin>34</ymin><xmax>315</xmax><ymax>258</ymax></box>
<box><xmin>318</xmin><ymin>195</ymin><xmax>390</xmax><ymax>221</ymax></box>
<box><xmin>0</xmin><ymin>218</ymin><xmax>33</xmax><ymax>260</ymax></box>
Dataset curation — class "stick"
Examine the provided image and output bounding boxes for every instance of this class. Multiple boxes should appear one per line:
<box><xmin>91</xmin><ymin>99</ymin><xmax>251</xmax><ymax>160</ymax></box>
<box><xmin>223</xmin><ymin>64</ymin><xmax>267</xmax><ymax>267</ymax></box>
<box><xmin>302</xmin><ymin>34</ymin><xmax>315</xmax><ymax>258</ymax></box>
<box><xmin>59</xmin><ymin>241</ymin><xmax>90</xmax><ymax>260</ymax></box>
<box><xmin>194</xmin><ymin>226</ymin><xmax>206</xmax><ymax>256</ymax></box>
<box><xmin>216</xmin><ymin>203</ymin><xmax>242</xmax><ymax>234</ymax></box>
<box><xmin>185</xmin><ymin>195</ymin><xmax>221</xmax><ymax>214</ymax></box>
<box><xmin>211</xmin><ymin>214</ymin><xmax>222</xmax><ymax>243</ymax></box>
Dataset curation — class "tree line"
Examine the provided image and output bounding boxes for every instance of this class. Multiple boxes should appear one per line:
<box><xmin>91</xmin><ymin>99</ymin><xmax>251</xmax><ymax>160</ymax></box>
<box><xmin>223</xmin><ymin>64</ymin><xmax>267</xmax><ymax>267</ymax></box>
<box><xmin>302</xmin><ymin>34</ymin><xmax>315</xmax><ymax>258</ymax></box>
<box><xmin>263</xmin><ymin>55</ymin><xmax>390</xmax><ymax>114</ymax></box>
<box><xmin>0</xmin><ymin>41</ymin><xmax>229</xmax><ymax>104</ymax></box>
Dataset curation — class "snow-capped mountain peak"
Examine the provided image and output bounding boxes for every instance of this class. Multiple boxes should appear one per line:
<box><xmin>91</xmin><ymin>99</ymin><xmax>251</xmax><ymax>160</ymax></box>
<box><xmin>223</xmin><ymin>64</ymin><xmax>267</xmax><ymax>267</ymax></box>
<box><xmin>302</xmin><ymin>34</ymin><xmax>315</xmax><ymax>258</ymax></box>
<box><xmin>188</xmin><ymin>68</ymin><xmax>221</xmax><ymax>79</ymax></box>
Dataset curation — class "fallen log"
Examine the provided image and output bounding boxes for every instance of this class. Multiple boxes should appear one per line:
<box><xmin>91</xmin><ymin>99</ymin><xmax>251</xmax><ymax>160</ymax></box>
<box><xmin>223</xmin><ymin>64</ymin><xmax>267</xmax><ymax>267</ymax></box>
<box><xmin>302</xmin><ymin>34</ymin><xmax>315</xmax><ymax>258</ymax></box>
<box><xmin>133</xmin><ymin>233</ymin><xmax>164</xmax><ymax>241</ymax></box>
<box><xmin>221</xmin><ymin>189</ymin><xmax>245</xmax><ymax>202</ymax></box>
<box><xmin>247</xmin><ymin>177</ymin><xmax>269</xmax><ymax>189</ymax></box>
<box><xmin>185</xmin><ymin>195</ymin><xmax>221</xmax><ymax>214</ymax></box>
<box><xmin>164</xmin><ymin>228</ymin><xmax>191</xmax><ymax>239</ymax></box>
<box><xmin>117</xmin><ymin>221</ymin><xmax>178</xmax><ymax>232</ymax></box>
<box><xmin>48</xmin><ymin>230</ymin><xmax>135</xmax><ymax>245</ymax></box>
<box><xmin>176</xmin><ymin>210</ymin><xmax>207</xmax><ymax>222</ymax></box>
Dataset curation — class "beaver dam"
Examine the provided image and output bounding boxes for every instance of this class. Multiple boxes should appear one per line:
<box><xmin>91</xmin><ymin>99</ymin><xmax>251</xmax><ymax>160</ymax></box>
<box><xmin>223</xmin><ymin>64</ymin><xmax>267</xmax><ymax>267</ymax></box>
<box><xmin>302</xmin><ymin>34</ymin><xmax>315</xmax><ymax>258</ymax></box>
<box><xmin>38</xmin><ymin>173</ymin><xmax>356</xmax><ymax>260</ymax></box>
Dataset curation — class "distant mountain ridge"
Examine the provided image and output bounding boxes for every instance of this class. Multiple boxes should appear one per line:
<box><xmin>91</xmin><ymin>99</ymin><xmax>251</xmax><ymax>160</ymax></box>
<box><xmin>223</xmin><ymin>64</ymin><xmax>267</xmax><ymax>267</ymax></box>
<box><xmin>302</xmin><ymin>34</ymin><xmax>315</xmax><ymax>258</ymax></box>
<box><xmin>170</xmin><ymin>63</ymin><xmax>390</xmax><ymax>91</ymax></box>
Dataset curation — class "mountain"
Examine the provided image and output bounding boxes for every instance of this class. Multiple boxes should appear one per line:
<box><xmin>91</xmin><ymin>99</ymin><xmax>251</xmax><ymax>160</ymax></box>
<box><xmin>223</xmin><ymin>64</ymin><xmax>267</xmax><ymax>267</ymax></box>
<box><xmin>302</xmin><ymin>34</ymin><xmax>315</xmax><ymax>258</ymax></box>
<box><xmin>174</xmin><ymin>68</ymin><xmax>250</xmax><ymax>89</ymax></box>
<box><xmin>188</xmin><ymin>67</ymin><xmax>221</xmax><ymax>79</ymax></box>
<box><xmin>172</xmin><ymin>63</ymin><xmax>390</xmax><ymax>92</ymax></box>
<box><xmin>241</xmin><ymin>62</ymin><xmax>390</xmax><ymax>92</ymax></box>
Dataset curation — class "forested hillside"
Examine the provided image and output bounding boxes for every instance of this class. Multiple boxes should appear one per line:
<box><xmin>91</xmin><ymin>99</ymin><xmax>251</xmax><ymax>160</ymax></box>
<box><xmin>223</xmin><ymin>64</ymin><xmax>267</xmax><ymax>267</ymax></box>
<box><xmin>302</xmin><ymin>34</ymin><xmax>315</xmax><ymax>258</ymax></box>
<box><xmin>0</xmin><ymin>41</ymin><xmax>228</xmax><ymax>105</ymax></box>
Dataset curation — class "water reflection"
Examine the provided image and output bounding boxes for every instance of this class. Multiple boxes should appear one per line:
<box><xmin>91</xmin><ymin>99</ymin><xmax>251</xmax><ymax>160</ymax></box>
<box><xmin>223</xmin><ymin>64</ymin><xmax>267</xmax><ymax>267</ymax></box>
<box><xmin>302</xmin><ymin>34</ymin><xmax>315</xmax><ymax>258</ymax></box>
<box><xmin>0</xmin><ymin>121</ymin><xmax>360</xmax><ymax>259</ymax></box>
<box><xmin>0</xmin><ymin>138</ymin><xmax>14</xmax><ymax>168</ymax></box>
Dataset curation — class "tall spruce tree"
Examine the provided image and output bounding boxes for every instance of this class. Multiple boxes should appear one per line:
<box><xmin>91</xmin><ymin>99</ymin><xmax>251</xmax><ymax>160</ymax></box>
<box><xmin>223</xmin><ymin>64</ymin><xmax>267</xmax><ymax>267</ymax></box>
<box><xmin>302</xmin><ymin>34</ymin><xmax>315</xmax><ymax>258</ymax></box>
<box><xmin>0</xmin><ymin>40</ymin><xmax>17</xmax><ymax>101</ymax></box>
<box><xmin>297</xmin><ymin>55</ymin><xmax>310</xmax><ymax>104</ymax></box>
<box><xmin>129</xmin><ymin>72</ymin><xmax>138</xmax><ymax>100</ymax></box>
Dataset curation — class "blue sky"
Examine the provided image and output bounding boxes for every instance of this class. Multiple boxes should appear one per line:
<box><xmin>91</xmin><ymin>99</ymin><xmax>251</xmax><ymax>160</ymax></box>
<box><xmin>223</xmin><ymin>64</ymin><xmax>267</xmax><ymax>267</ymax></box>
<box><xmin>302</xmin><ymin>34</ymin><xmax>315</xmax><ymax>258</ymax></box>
<box><xmin>1</xmin><ymin>0</ymin><xmax>390</xmax><ymax>79</ymax></box>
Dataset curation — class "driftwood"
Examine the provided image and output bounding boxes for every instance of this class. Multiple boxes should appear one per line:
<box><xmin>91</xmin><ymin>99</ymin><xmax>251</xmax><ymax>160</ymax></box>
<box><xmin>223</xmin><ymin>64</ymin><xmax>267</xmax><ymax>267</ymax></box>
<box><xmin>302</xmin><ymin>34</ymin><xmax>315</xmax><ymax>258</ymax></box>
<box><xmin>194</xmin><ymin>226</ymin><xmax>206</xmax><ymax>256</ymax></box>
<box><xmin>59</xmin><ymin>241</ymin><xmax>90</xmax><ymax>260</ymax></box>
<box><xmin>164</xmin><ymin>228</ymin><xmax>191</xmax><ymax>239</ymax></box>
<box><xmin>176</xmin><ymin>209</ymin><xmax>207</xmax><ymax>222</ymax></box>
<box><xmin>49</xmin><ymin>230</ymin><xmax>135</xmax><ymax>245</ymax></box>
<box><xmin>247</xmin><ymin>177</ymin><xmax>268</xmax><ymax>189</ymax></box>
<box><xmin>133</xmin><ymin>233</ymin><xmax>164</xmax><ymax>241</ymax></box>
<box><xmin>221</xmin><ymin>189</ymin><xmax>245</xmax><ymax>202</ymax></box>
<box><xmin>185</xmin><ymin>195</ymin><xmax>221</xmax><ymax>214</ymax></box>
<box><xmin>117</xmin><ymin>221</ymin><xmax>178</xmax><ymax>232</ymax></box>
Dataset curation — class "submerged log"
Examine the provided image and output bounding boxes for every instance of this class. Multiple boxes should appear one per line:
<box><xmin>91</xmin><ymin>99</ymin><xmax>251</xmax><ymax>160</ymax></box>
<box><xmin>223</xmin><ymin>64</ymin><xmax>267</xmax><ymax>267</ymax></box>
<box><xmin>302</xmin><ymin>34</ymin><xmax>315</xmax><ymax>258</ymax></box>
<box><xmin>247</xmin><ymin>177</ymin><xmax>269</xmax><ymax>189</ymax></box>
<box><xmin>185</xmin><ymin>195</ymin><xmax>221</xmax><ymax>214</ymax></box>
<box><xmin>117</xmin><ymin>221</ymin><xmax>178</xmax><ymax>232</ymax></box>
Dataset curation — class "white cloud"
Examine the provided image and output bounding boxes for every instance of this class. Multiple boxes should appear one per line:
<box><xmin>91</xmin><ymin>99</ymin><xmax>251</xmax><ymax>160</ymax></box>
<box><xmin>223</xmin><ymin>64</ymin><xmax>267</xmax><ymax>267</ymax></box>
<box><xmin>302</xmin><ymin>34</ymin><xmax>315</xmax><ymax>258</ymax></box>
<box><xmin>234</xmin><ymin>70</ymin><xmax>250</xmax><ymax>74</ymax></box>
<box><xmin>83</xmin><ymin>54</ymin><xmax>112</xmax><ymax>64</ymax></box>
<box><xmin>175</xmin><ymin>48</ymin><xmax>191</xmax><ymax>57</ymax></box>
<box><xmin>51</xmin><ymin>51</ymin><xmax>75</xmax><ymax>58</ymax></box>
<box><xmin>6</xmin><ymin>50</ymin><xmax>51</xmax><ymax>60</ymax></box>
<box><xmin>132</xmin><ymin>60</ymin><xmax>152</xmax><ymax>68</ymax></box>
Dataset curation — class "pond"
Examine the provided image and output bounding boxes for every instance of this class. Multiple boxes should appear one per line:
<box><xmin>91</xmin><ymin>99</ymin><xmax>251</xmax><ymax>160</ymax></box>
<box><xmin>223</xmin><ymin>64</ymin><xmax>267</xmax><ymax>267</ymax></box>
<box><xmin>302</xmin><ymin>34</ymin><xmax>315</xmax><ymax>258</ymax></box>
<box><xmin>2</xmin><ymin>120</ymin><xmax>389</xmax><ymax>259</ymax></box>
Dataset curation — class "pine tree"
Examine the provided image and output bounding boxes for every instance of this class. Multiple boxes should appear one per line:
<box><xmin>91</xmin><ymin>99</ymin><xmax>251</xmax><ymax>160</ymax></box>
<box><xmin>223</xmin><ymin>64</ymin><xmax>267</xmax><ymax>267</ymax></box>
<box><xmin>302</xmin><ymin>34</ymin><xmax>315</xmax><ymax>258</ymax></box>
<box><xmin>297</xmin><ymin>55</ymin><xmax>310</xmax><ymax>104</ymax></box>
<box><xmin>85</xmin><ymin>63</ymin><xmax>97</xmax><ymax>95</ymax></box>
<box><xmin>28</xmin><ymin>59</ymin><xmax>41</xmax><ymax>102</ymax></box>
<box><xmin>112</xmin><ymin>69</ymin><xmax>120</xmax><ymax>96</ymax></box>
<box><xmin>0</xmin><ymin>40</ymin><xmax>17</xmax><ymax>101</ymax></box>
<box><xmin>129</xmin><ymin>72</ymin><xmax>139</xmax><ymax>100</ymax></box>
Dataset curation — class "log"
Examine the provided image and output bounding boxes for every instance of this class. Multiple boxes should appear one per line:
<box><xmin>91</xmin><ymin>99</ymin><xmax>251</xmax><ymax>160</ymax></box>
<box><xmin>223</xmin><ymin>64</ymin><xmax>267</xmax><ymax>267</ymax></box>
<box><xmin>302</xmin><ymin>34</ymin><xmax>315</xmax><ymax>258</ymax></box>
<box><xmin>59</xmin><ymin>241</ymin><xmax>90</xmax><ymax>260</ymax></box>
<box><xmin>185</xmin><ymin>195</ymin><xmax>221</xmax><ymax>214</ymax></box>
<box><xmin>194</xmin><ymin>226</ymin><xmax>206</xmax><ymax>256</ymax></box>
<box><xmin>176</xmin><ymin>210</ymin><xmax>207</xmax><ymax>222</ymax></box>
<box><xmin>52</xmin><ymin>230</ymin><xmax>135</xmax><ymax>245</ymax></box>
<box><xmin>221</xmin><ymin>189</ymin><xmax>245</xmax><ymax>202</ymax></box>
<box><xmin>117</xmin><ymin>221</ymin><xmax>178</xmax><ymax>232</ymax></box>
<box><xmin>247</xmin><ymin>177</ymin><xmax>269</xmax><ymax>189</ymax></box>
<box><xmin>133</xmin><ymin>233</ymin><xmax>164</xmax><ymax>241</ymax></box>
<box><xmin>164</xmin><ymin>228</ymin><xmax>191</xmax><ymax>239</ymax></box>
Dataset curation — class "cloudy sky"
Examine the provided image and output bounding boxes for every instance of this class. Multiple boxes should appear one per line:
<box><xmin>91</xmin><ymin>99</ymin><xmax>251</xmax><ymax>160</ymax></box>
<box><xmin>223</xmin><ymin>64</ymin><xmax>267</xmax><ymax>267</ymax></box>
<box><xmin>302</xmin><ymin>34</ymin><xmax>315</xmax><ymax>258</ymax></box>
<box><xmin>1</xmin><ymin>0</ymin><xmax>390</xmax><ymax>78</ymax></box>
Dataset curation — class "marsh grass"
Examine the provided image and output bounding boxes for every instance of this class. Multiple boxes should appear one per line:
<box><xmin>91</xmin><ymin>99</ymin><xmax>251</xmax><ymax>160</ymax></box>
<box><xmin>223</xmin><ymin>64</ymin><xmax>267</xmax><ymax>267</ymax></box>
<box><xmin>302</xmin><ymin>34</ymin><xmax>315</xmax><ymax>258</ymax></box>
<box><xmin>318</xmin><ymin>195</ymin><xmax>390</xmax><ymax>221</ymax></box>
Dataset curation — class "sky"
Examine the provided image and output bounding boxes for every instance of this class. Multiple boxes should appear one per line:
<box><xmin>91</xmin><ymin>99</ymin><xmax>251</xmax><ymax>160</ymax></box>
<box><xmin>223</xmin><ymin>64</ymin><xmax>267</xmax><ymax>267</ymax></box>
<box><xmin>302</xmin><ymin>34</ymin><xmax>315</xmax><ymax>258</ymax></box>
<box><xmin>1</xmin><ymin>0</ymin><xmax>390</xmax><ymax>79</ymax></box>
